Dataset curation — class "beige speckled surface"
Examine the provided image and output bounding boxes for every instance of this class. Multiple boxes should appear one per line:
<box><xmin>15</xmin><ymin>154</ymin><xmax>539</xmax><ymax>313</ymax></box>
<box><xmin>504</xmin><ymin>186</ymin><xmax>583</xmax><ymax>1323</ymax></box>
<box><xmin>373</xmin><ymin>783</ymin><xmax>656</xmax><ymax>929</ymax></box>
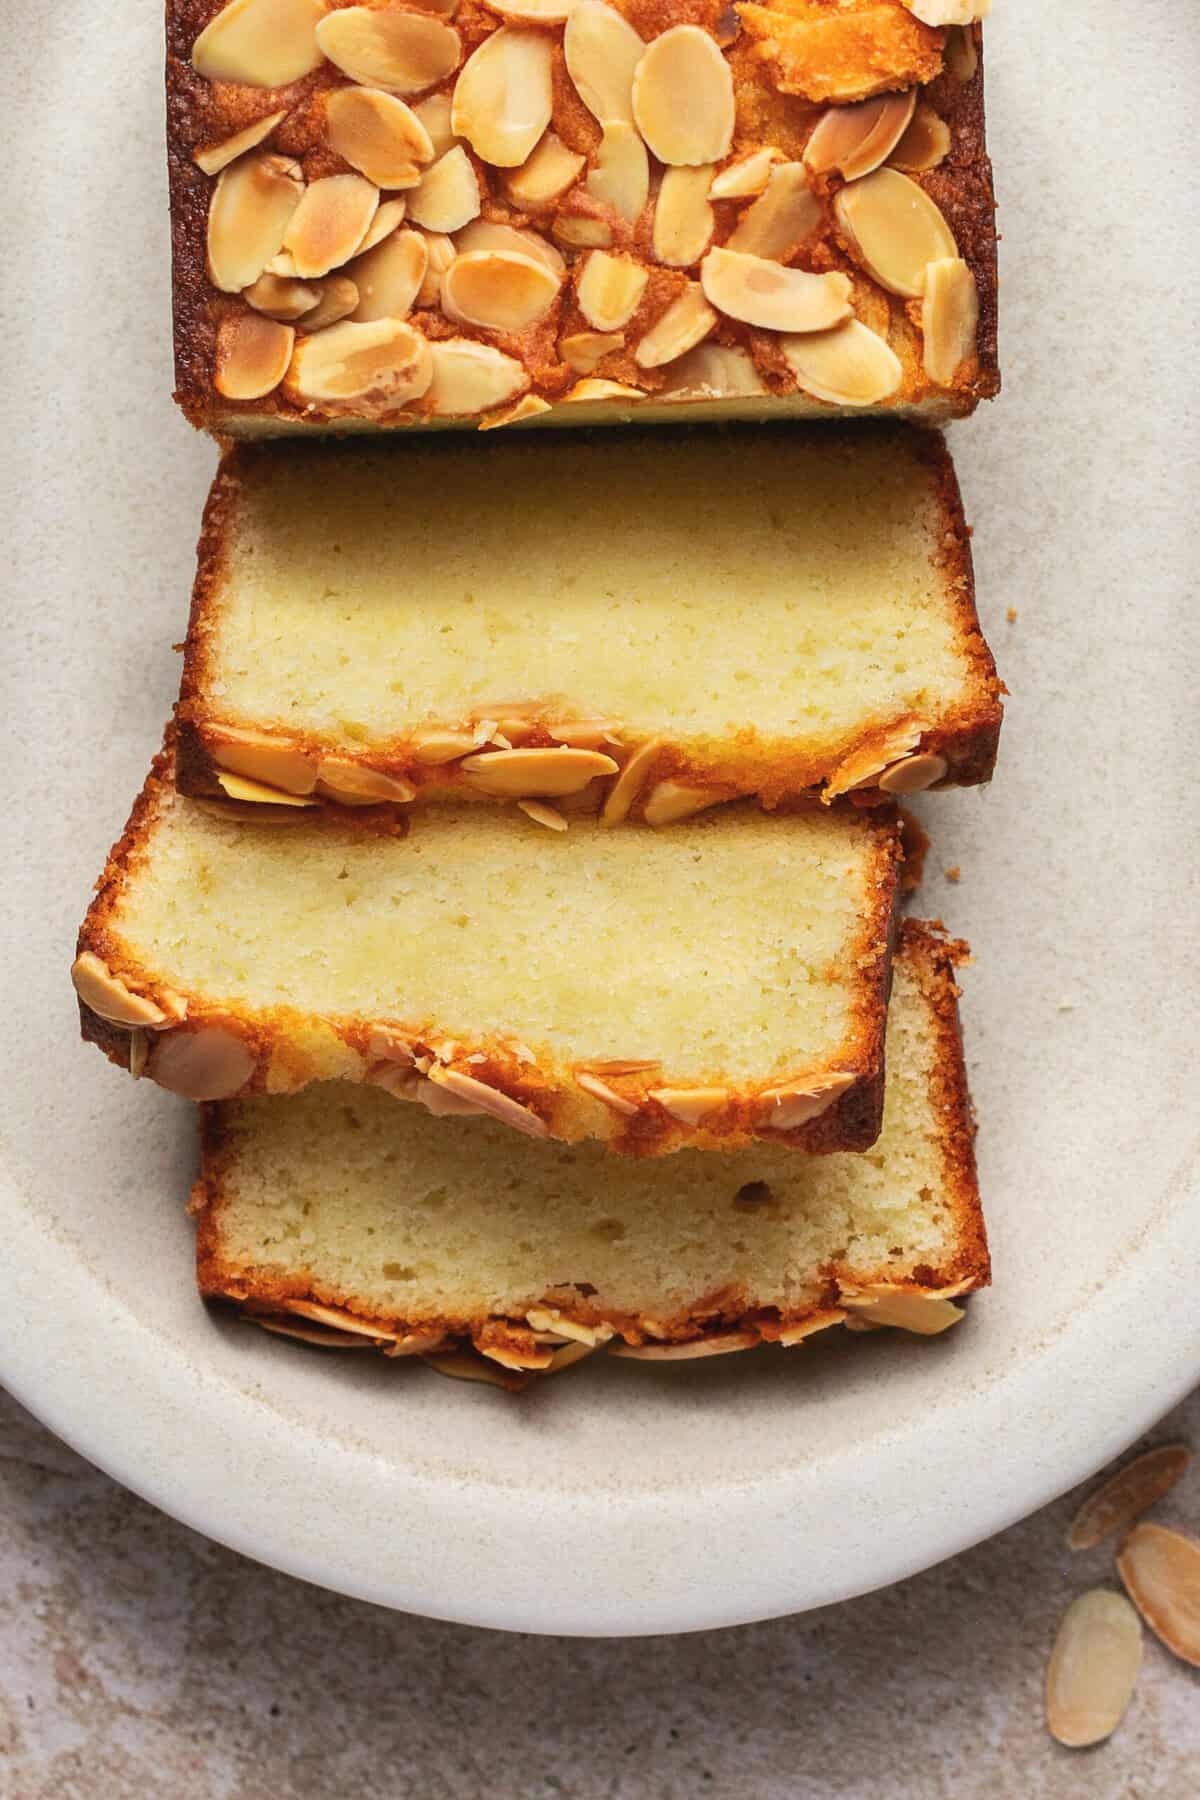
<box><xmin>2</xmin><ymin>1385</ymin><xmax>1197</xmax><ymax>1797</ymax></box>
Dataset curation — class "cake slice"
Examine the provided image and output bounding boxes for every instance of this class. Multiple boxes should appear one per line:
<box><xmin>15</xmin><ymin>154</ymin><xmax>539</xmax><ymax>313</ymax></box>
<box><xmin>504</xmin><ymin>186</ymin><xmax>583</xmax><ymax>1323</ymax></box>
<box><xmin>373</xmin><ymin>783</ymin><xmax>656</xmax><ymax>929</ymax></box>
<box><xmin>73</xmin><ymin>739</ymin><xmax>902</xmax><ymax>1155</ymax></box>
<box><xmin>176</xmin><ymin>427</ymin><xmax>1002</xmax><ymax>815</ymax></box>
<box><xmin>194</xmin><ymin>922</ymin><xmax>988</xmax><ymax>1385</ymax></box>
<box><xmin>168</xmin><ymin>2</ymin><xmax>997</xmax><ymax>436</ymax></box>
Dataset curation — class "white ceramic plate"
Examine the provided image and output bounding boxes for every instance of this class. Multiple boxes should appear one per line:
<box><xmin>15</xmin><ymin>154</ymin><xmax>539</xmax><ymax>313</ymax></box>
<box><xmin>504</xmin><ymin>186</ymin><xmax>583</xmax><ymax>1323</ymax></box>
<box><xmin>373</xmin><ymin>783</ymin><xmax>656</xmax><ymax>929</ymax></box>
<box><xmin>2</xmin><ymin>3</ymin><xmax>1198</xmax><ymax>1637</ymax></box>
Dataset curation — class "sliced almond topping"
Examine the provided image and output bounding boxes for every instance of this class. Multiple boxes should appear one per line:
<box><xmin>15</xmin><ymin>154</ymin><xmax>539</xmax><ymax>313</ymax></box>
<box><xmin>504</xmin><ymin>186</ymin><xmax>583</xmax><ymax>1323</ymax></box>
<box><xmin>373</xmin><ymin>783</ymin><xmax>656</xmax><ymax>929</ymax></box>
<box><xmin>208</xmin><ymin>726</ymin><xmax>318</xmax><ymax>793</ymax></box>
<box><xmin>490</xmin><ymin>0</ymin><xmax>578</xmax><ymax>17</ymax></box>
<box><xmin>890</xmin><ymin>102</ymin><xmax>951</xmax><ymax>172</ymax></box>
<box><xmin>504</xmin><ymin>132</ymin><xmax>586</xmax><ymax>209</ymax></box>
<box><xmin>563</xmin><ymin>1</ymin><xmax>645</xmax><ymax>128</ymax></box>
<box><xmin>909</xmin><ymin>0</ymin><xmax>990</xmax><ymax>24</ymax></box>
<box><xmin>407</xmin><ymin>145</ymin><xmax>480</xmax><ymax>232</ymax></box>
<box><xmin>478</xmin><ymin>1339</ymin><xmax>555</xmax><ymax>1372</ymax></box>
<box><xmin>460</xmin><ymin>746</ymin><xmax>618</xmax><ymax>795</ymax></box>
<box><xmin>283</xmin><ymin>1300</ymin><xmax>400</xmax><ymax>1342</ymax></box>
<box><xmin>365</xmin><ymin>1023</ymin><xmax>417</xmax><ymax>1064</ymax></box>
<box><xmin>413</xmin><ymin>91</ymin><xmax>457</xmax><ymax>159</ymax></box>
<box><xmin>1069</xmin><ymin>1446</ymin><xmax>1192</xmax><ymax>1553</ymax></box>
<box><xmin>921</xmin><ymin>256</ymin><xmax>978</xmax><ymax>386</ymax></box>
<box><xmin>422</xmin><ymin>1350</ymin><xmax>528</xmax><ymax>1391</ymax></box>
<box><xmin>877</xmin><ymin>751</ymin><xmax>947</xmax><ymax>793</ymax></box>
<box><xmin>576</xmin><ymin>1071</ymin><xmax>639</xmax><ymax>1116</ymax></box>
<box><xmin>297</xmin><ymin>274</ymin><xmax>360</xmax><ymax>330</ymax></box>
<box><xmin>601</xmin><ymin>735</ymin><xmax>661</xmax><ymax>824</ymax></box>
<box><xmin>649</xmin><ymin>1086</ymin><xmax>727</xmax><ymax>1126</ymax></box>
<box><xmin>1046</xmin><ymin>1591</ymin><xmax>1142</xmax><ymax>1748</ymax></box>
<box><xmin>835</xmin><ymin>167</ymin><xmax>957</xmax><ymax>298</ymax></box>
<box><xmin>128</xmin><ymin>1030</ymin><xmax>150</xmax><ymax>1077</ymax></box>
<box><xmin>526</xmin><ymin>1310</ymin><xmax>614</xmax><ymax>1348</ymax></box>
<box><xmin>255</xmin><ymin>1317</ymin><xmax>376</xmax><ymax>1350</ymax></box>
<box><xmin>547</xmin><ymin>719</ymin><xmax>623</xmax><ymax>747</ymax></box>
<box><xmin>479</xmin><ymin>393</ymin><xmax>552</xmax><ymax>429</ymax></box>
<box><xmin>214</xmin><ymin>771</ymin><xmax>317</xmax><ymax>806</ymax></box>
<box><xmin>708</xmin><ymin>147</ymin><xmax>779</xmax><ymax>200</ymax></box>
<box><xmin>207</xmin><ymin>152</ymin><xmax>305</xmax><ymax>294</ymax></box>
<box><xmin>726</xmin><ymin>161</ymin><xmax>821</xmax><ymax>260</ymax></box>
<box><xmin>1117</xmin><ymin>1524</ymin><xmax>1200</xmax><ymax>1666</ymax></box>
<box><xmin>586</xmin><ymin>122</ymin><xmax>650</xmax><ymax>226</ymax></box>
<box><xmin>315</xmin><ymin>757</ymin><xmax>416</xmax><ymax>804</ymax></box>
<box><xmin>415</xmin><ymin>228</ymin><xmax>457</xmax><ymax>303</ymax></box>
<box><xmin>562</xmin><ymin>376</ymin><xmax>642</xmax><ymax>401</ymax></box>
<box><xmin>552</xmin><ymin>215</ymin><xmax>614</xmax><ymax>249</ymax></box>
<box><xmin>326</xmin><ymin>87</ymin><xmax>435</xmax><ymax>189</ymax></box>
<box><xmin>576</xmin><ymin>250</ymin><xmax>647</xmax><ymax>332</ymax></box>
<box><xmin>213</xmin><ymin>311</ymin><xmax>295</xmax><ymax>399</ymax></box>
<box><xmin>641</xmin><ymin>777</ymin><xmax>725</xmax><ymax>823</ymax></box>
<box><xmin>517</xmin><ymin>797</ymin><xmax>568</xmax><ymax>829</ymax></box>
<box><xmin>632</xmin><ymin>26</ymin><xmax>734</xmax><ymax>167</ymax></box>
<box><xmin>456</xmin><ymin>219</ymin><xmax>565</xmax><ymax>278</ymax></box>
<box><xmin>781</xmin><ymin>319</ymin><xmax>903</xmax><ymax>407</ymax></box>
<box><xmin>315</xmin><ymin>7</ymin><xmax>462</xmax><ymax>95</ymax></box>
<box><xmin>350</xmin><ymin>227</ymin><xmax>428</xmax><ymax>322</ymax></box>
<box><xmin>945</xmin><ymin>23</ymin><xmax>979</xmax><ymax>82</ymax></box>
<box><xmin>72</xmin><ymin>953</ymin><xmax>169</xmax><ymax>1030</ymax></box>
<box><xmin>426</xmin><ymin>338</ymin><xmax>528</xmax><ymax>415</ymax></box>
<box><xmin>776</xmin><ymin>1311</ymin><xmax>848</xmax><ymax>1346</ymax></box>
<box><xmin>652</xmin><ymin>165</ymin><xmax>714</xmax><ymax>267</ymax></box>
<box><xmin>282</xmin><ymin>173</ymin><xmax>379</xmax><ymax>279</ymax></box>
<box><xmin>610</xmin><ymin>1332</ymin><xmax>757</xmax><ymax>1362</ymax></box>
<box><xmin>411</xmin><ymin>727</ymin><xmax>477</xmax><ymax>763</ymax></box>
<box><xmin>760</xmin><ymin>1071</ymin><xmax>856</xmax><ymax>1131</ymax></box>
<box><xmin>660</xmin><ymin>340</ymin><xmax>765</xmax><ymax>397</ymax></box>
<box><xmin>701</xmin><ymin>247</ymin><xmax>850</xmax><ymax>333</ymax></box>
<box><xmin>426</xmin><ymin>1065</ymin><xmax>549</xmax><ymax>1138</ymax></box>
<box><xmin>243</xmin><ymin>271</ymin><xmax>320</xmax><ymax>320</ymax></box>
<box><xmin>284</xmin><ymin>317</ymin><xmax>433</xmax><ymax>404</ymax></box>
<box><xmin>804</xmin><ymin>90</ymin><xmax>916</xmax><ymax>183</ymax></box>
<box><xmin>194</xmin><ymin>109</ymin><xmax>288</xmax><ymax>178</ymax></box>
<box><xmin>451</xmin><ymin>27</ymin><xmax>554</xmax><ymax>169</ymax></box>
<box><xmin>192</xmin><ymin>0</ymin><xmax>326</xmax><ymax>87</ymax></box>
<box><xmin>442</xmin><ymin>249</ymin><xmax>561</xmax><ymax>332</ymax></box>
<box><xmin>149</xmin><ymin>1027</ymin><xmax>256</xmax><ymax>1102</ymax></box>
<box><xmin>634</xmin><ymin>285</ymin><xmax>716</xmax><ymax>368</ymax></box>
<box><xmin>842</xmin><ymin>1292</ymin><xmax>964</xmax><ymax>1335</ymax></box>
<box><xmin>559</xmin><ymin>328</ymin><xmax>624</xmax><ymax>372</ymax></box>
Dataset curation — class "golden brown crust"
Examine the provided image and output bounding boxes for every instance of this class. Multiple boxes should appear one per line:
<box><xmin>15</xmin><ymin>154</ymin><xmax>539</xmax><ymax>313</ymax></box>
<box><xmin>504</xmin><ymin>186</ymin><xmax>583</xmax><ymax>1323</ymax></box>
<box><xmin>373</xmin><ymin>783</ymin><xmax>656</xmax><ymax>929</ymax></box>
<box><xmin>167</xmin><ymin>4</ymin><xmax>998</xmax><ymax>434</ymax></box>
<box><xmin>175</xmin><ymin>424</ymin><xmax>1002</xmax><ymax>810</ymax></box>
<box><xmin>76</xmin><ymin>731</ymin><xmax>903</xmax><ymax>1154</ymax></box>
<box><xmin>192</xmin><ymin>918</ymin><xmax>988</xmax><ymax>1374</ymax></box>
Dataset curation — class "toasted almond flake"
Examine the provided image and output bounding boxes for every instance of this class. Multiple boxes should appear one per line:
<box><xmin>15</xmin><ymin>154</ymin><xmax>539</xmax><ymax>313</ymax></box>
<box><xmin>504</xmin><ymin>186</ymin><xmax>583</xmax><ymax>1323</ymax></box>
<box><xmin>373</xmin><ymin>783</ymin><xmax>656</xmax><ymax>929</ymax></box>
<box><xmin>652</xmin><ymin>165</ymin><xmax>715</xmax><ymax>266</ymax></box>
<box><xmin>544</xmin><ymin>1341</ymin><xmax>598</xmax><ymax>1373</ymax></box>
<box><xmin>194</xmin><ymin>109</ymin><xmax>289</xmax><ymax>177</ymax></box>
<box><xmin>426</xmin><ymin>1064</ymin><xmax>549</xmax><ymax>1138</ymax></box>
<box><xmin>256</xmin><ymin>1317</ymin><xmax>377</xmax><ymax>1349</ymax></box>
<box><xmin>825</xmin><ymin>722</ymin><xmax>924</xmax><ymax>799</ymax></box>
<box><xmin>149</xmin><ymin>1027</ymin><xmax>256</xmax><ymax>1101</ymax></box>
<box><xmin>517</xmin><ymin>797</ymin><xmax>569</xmax><ymax>830</ymax></box>
<box><xmin>315</xmin><ymin>7</ymin><xmax>462</xmax><ymax>94</ymax></box>
<box><xmin>460</xmin><ymin>746</ymin><xmax>617</xmax><ymax>795</ymax></box>
<box><xmin>315</xmin><ymin>757</ymin><xmax>415</xmax><ymax>804</ymax></box>
<box><xmin>213</xmin><ymin>311</ymin><xmax>295</xmax><ymax>398</ymax></box>
<box><xmin>803</xmin><ymin>89</ymin><xmax>916</xmax><ymax>182</ymax></box>
<box><xmin>562</xmin><ymin>376</ymin><xmax>642</xmax><ymax>401</ymax></box>
<box><xmin>552</xmin><ymin>215</ymin><xmax>614</xmax><ymax>249</ymax></box>
<box><xmin>835</xmin><ymin>166</ymin><xmax>956</xmax><ymax>298</ymax></box>
<box><xmin>576</xmin><ymin>1071</ymin><xmax>639</xmax><ymax>1116</ymax></box>
<box><xmin>285</xmin><ymin>317</ymin><xmax>433</xmax><ymax>403</ymax></box>
<box><xmin>909</xmin><ymin>0</ymin><xmax>990</xmax><ymax>24</ymax></box>
<box><xmin>423</xmin><ymin>1350</ymin><xmax>528</xmax><ymax>1391</ymax></box>
<box><xmin>209</xmin><ymin>725</ymin><xmax>318</xmax><ymax>793</ymax></box>
<box><xmin>128</xmin><ymin>1030</ymin><xmax>150</xmax><ymax>1078</ymax></box>
<box><xmin>632</xmin><ymin>26</ymin><xmax>734</xmax><ymax>167</ymax></box>
<box><xmin>777</xmin><ymin>1310</ymin><xmax>848</xmax><ymax>1346</ymax></box>
<box><xmin>564</xmin><ymin>1</ymin><xmax>645</xmax><ymax>128</ymax></box>
<box><xmin>761</xmin><ymin>1071</ymin><xmax>856</xmax><ymax>1131</ymax></box>
<box><xmin>413</xmin><ymin>91</ymin><xmax>457</xmax><ymax>159</ymax></box>
<box><xmin>192</xmin><ymin>0</ymin><xmax>326</xmax><ymax>87</ymax></box>
<box><xmin>878</xmin><ymin>751</ymin><xmax>947</xmax><ymax>793</ymax></box>
<box><xmin>610</xmin><ymin>1332</ymin><xmax>757</xmax><ymax>1362</ymax></box>
<box><xmin>266</xmin><ymin>250</ymin><xmax>301</xmax><ymax>277</ymax></box>
<box><xmin>349</xmin><ymin>227</ymin><xmax>428</xmax><ymax>322</ymax></box>
<box><xmin>890</xmin><ymin>101</ymin><xmax>951</xmax><ymax>172</ymax></box>
<box><xmin>708</xmin><ymin>147</ymin><xmax>779</xmax><ymax>200</ymax></box>
<box><xmin>601</xmin><ymin>735</ymin><xmax>661</xmax><ymax>823</ymax></box>
<box><xmin>451</xmin><ymin>27</ymin><xmax>553</xmax><ymax>168</ymax></box>
<box><xmin>921</xmin><ymin>256</ymin><xmax>978</xmax><ymax>385</ymax></box>
<box><xmin>501</xmin><ymin>135</ymin><xmax>583</xmax><ymax>212</ymax></box>
<box><xmin>297</xmin><ymin>274</ymin><xmax>360</xmax><ymax>330</ymax></box>
<box><xmin>207</xmin><ymin>152</ymin><xmax>305</xmax><ymax>293</ymax></box>
<box><xmin>442</xmin><ymin>249</ymin><xmax>561</xmax><ymax>331</ymax></box>
<box><xmin>586</xmin><ymin>122</ymin><xmax>650</xmax><ymax>226</ymax></box>
<box><xmin>725</xmin><ymin>161</ymin><xmax>821</xmax><ymax>259</ymax></box>
<box><xmin>415</xmin><ymin>228</ymin><xmax>457</xmax><ymax>302</ymax></box>
<box><xmin>479</xmin><ymin>1339</ymin><xmax>555</xmax><ymax>1372</ymax></box>
<box><xmin>284</xmin><ymin>1300</ymin><xmax>399</xmax><ymax>1341</ymax></box>
<box><xmin>659</xmin><ymin>340</ymin><xmax>764</xmax><ymax>397</ymax></box>
<box><xmin>456</xmin><ymin>219</ymin><xmax>565</xmax><ymax>277</ymax></box>
<box><xmin>426</xmin><ymin>338</ymin><xmax>528</xmax><ymax>415</ymax></box>
<box><xmin>649</xmin><ymin>1086</ymin><xmax>727</xmax><ymax>1126</ymax></box>
<box><xmin>576</xmin><ymin>250</ymin><xmax>648</xmax><ymax>331</ymax></box>
<box><xmin>71</xmin><ymin>953</ymin><xmax>168</xmax><ymax>1030</ymax></box>
<box><xmin>365</xmin><ymin>1024</ymin><xmax>417</xmax><ymax>1064</ymax></box>
<box><xmin>559</xmin><ymin>328</ymin><xmax>624</xmax><ymax>372</ymax></box>
<box><xmin>479</xmin><ymin>394</ymin><xmax>552</xmax><ymax>430</ymax></box>
<box><xmin>243</xmin><ymin>271</ymin><xmax>320</xmax><ymax>320</ymax></box>
<box><xmin>641</xmin><ymin>776</ymin><xmax>725</xmax><ymax>823</ymax></box>
<box><xmin>326</xmin><ymin>87</ymin><xmax>435</xmax><ymax>189</ymax></box>
<box><xmin>547</xmin><ymin>719</ymin><xmax>623</xmax><ymax>748</ymax></box>
<box><xmin>1069</xmin><ymin>1446</ymin><xmax>1192</xmax><ymax>1552</ymax></box>
<box><xmin>946</xmin><ymin>22</ymin><xmax>979</xmax><ymax>82</ymax></box>
<box><xmin>781</xmin><ymin>319</ymin><xmax>902</xmax><ymax>407</ymax></box>
<box><xmin>214</xmin><ymin>771</ymin><xmax>317</xmax><ymax>806</ymax></box>
<box><xmin>407</xmin><ymin>145</ymin><xmax>480</xmax><ymax>232</ymax></box>
<box><xmin>701</xmin><ymin>247</ymin><xmax>850</xmax><ymax>333</ymax></box>
<box><xmin>1046</xmin><ymin>1591</ymin><xmax>1142</xmax><ymax>1748</ymax></box>
<box><xmin>411</xmin><ymin>727</ymin><xmax>477</xmax><ymax>763</ymax></box>
<box><xmin>283</xmin><ymin>173</ymin><xmax>379</xmax><ymax>278</ymax></box>
<box><xmin>1117</xmin><ymin>1524</ymin><xmax>1200</xmax><ymax>1665</ymax></box>
<box><xmin>381</xmin><ymin>1330</ymin><xmax>448</xmax><ymax>1357</ymax></box>
<box><xmin>843</xmin><ymin>1291</ymin><xmax>965</xmax><ymax>1334</ymax></box>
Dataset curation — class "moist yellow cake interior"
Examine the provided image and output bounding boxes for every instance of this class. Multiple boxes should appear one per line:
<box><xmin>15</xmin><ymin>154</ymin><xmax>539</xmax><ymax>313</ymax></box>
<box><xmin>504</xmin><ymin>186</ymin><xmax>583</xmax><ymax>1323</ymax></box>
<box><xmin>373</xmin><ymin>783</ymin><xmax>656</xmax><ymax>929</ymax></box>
<box><xmin>211</xmin><ymin>953</ymin><xmax>953</xmax><ymax>1324</ymax></box>
<box><xmin>208</xmin><ymin>433</ymin><xmax>969</xmax><ymax>748</ymax></box>
<box><xmin>112</xmin><ymin>794</ymin><xmax>885</xmax><ymax>1081</ymax></box>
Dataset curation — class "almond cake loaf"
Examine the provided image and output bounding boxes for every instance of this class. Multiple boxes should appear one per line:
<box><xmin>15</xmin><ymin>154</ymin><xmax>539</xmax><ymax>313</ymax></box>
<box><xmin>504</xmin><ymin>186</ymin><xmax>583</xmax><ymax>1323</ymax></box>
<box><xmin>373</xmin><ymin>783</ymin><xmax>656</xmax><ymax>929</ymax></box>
<box><xmin>168</xmin><ymin>0</ymin><xmax>998</xmax><ymax>434</ymax></box>
<box><xmin>193</xmin><ymin>921</ymin><xmax>989</xmax><ymax>1386</ymax></box>
<box><xmin>176</xmin><ymin>426</ymin><xmax>1002</xmax><ymax>814</ymax></box>
<box><xmin>73</xmin><ymin>738</ymin><xmax>904</xmax><ymax>1153</ymax></box>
